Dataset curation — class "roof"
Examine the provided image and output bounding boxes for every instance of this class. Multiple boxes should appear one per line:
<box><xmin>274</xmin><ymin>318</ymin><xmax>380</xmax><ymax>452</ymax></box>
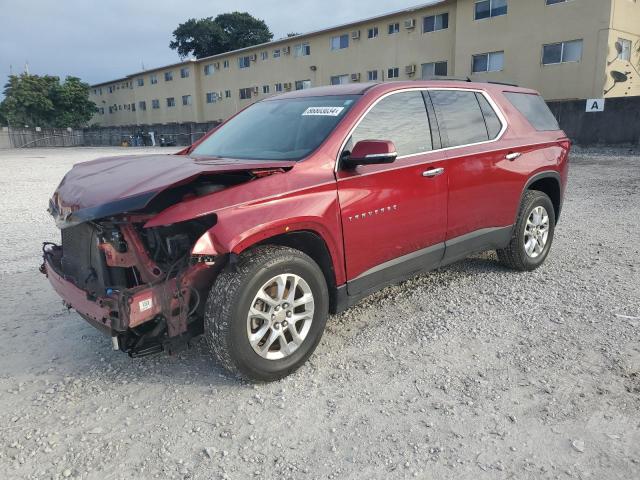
<box><xmin>265</xmin><ymin>80</ymin><xmax>538</xmax><ymax>100</ymax></box>
<box><xmin>265</xmin><ymin>82</ymin><xmax>380</xmax><ymax>100</ymax></box>
<box><xmin>91</xmin><ymin>1</ymin><xmax>450</xmax><ymax>87</ymax></box>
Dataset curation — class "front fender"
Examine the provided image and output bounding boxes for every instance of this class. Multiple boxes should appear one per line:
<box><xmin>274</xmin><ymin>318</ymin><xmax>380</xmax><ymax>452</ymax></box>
<box><xmin>193</xmin><ymin>192</ymin><xmax>346</xmax><ymax>285</ymax></box>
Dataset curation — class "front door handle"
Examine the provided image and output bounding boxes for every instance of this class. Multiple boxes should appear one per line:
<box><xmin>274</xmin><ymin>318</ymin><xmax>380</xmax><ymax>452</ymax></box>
<box><xmin>422</xmin><ymin>167</ymin><xmax>445</xmax><ymax>178</ymax></box>
<box><xmin>505</xmin><ymin>152</ymin><xmax>522</xmax><ymax>161</ymax></box>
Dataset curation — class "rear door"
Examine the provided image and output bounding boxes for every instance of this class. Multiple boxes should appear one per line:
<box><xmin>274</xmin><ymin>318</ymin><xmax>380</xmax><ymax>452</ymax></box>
<box><xmin>336</xmin><ymin>90</ymin><xmax>448</xmax><ymax>295</ymax></box>
<box><xmin>428</xmin><ymin>89</ymin><xmax>517</xmax><ymax>248</ymax></box>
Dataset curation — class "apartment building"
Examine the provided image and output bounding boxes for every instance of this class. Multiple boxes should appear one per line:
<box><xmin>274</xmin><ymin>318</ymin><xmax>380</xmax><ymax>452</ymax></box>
<box><xmin>89</xmin><ymin>0</ymin><xmax>640</xmax><ymax>126</ymax></box>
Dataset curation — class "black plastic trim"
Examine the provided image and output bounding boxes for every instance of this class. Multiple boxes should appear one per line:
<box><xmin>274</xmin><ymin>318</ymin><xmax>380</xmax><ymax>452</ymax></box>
<box><xmin>522</xmin><ymin>170</ymin><xmax>562</xmax><ymax>222</ymax></box>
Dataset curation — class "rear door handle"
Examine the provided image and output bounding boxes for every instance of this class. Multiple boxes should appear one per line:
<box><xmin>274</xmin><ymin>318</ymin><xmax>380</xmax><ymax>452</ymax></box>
<box><xmin>505</xmin><ymin>152</ymin><xmax>522</xmax><ymax>161</ymax></box>
<box><xmin>422</xmin><ymin>167</ymin><xmax>445</xmax><ymax>178</ymax></box>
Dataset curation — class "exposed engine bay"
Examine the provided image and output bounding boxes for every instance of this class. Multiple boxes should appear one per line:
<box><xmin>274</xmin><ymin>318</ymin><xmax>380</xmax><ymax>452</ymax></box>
<box><xmin>41</xmin><ymin>161</ymin><xmax>289</xmax><ymax>357</ymax></box>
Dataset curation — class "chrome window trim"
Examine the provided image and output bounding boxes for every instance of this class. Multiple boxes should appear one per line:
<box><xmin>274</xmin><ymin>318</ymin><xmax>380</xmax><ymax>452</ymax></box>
<box><xmin>334</xmin><ymin>87</ymin><xmax>508</xmax><ymax>172</ymax></box>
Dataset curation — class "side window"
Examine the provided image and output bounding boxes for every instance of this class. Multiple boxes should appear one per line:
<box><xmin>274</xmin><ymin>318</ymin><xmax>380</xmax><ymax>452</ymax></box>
<box><xmin>429</xmin><ymin>90</ymin><xmax>489</xmax><ymax>147</ymax></box>
<box><xmin>476</xmin><ymin>93</ymin><xmax>502</xmax><ymax>139</ymax></box>
<box><xmin>504</xmin><ymin>92</ymin><xmax>559</xmax><ymax>131</ymax></box>
<box><xmin>349</xmin><ymin>91</ymin><xmax>432</xmax><ymax>157</ymax></box>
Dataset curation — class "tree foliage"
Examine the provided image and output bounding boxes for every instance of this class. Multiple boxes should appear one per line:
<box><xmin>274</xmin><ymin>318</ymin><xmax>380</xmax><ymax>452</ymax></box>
<box><xmin>0</xmin><ymin>74</ymin><xmax>96</xmax><ymax>128</ymax></box>
<box><xmin>170</xmin><ymin>12</ymin><xmax>273</xmax><ymax>59</ymax></box>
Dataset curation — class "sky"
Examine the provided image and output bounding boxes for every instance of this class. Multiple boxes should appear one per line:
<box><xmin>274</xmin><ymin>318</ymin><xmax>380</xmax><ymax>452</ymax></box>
<box><xmin>0</xmin><ymin>0</ymin><xmax>437</xmax><ymax>93</ymax></box>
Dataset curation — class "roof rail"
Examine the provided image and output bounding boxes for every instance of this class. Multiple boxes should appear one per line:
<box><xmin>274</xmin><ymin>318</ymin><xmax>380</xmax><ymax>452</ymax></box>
<box><xmin>423</xmin><ymin>76</ymin><xmax>472</xmax><ymax>82</ymax></box>
<box><xmin>486</xmin><ymin>80</ymin><xmax>519</xmax><ymax>87</ymax></box>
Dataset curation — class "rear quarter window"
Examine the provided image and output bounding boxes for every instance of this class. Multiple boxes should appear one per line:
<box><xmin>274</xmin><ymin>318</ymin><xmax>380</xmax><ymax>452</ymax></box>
<box><xmin>504</xmin><ymin>92</ymin><xmax>560</xmax><ymax>131</ymax></box>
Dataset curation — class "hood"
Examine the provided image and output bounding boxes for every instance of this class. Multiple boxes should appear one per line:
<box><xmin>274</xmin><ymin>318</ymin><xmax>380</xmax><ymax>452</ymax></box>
<box><xmin>49</xmin><ymin>154</ymin><xmax>295</xmax><ymax>228</ymax></box>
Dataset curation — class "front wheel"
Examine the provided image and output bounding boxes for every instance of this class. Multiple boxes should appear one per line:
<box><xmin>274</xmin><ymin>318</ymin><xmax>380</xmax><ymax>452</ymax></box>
<box><xmin>497</xmin><ymin>190</ymin><xmax>556</xmax><ymax>271</ymax></box>
<box><xmin>204</xmin><ymin>246</ymin><xmax>329</xmax><ymax>381</ymax></box>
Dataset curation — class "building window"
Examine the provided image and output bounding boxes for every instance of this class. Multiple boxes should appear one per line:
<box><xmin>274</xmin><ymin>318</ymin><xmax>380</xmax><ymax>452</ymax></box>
<box><xmin>261</xmin><ymin>51</ymin><xmax>268</xmax><ymax>60</ymax></box>
<box><xmin>330</xmin><ymin>34</ymin><xmax>349</xmax><ymax>50</ymax></box>
<box><xmin>150</xmin><ymin>74</ymin><xmax>158</xmax><ymax>85</ymax></box>
<box><xmin>206</xmin><ymin>92</ymin><xmax>217</xmax><ymax>103</ymax></box>
<box><xmin>223</xmin><ymin>60</ymin><xmax>229</xmax><ymax>68</ymax></box>
<box><xmin>180</xmin><ymin>67</ymin><xmax>190</xmax><ymax>78</ymax></box>
<box><xmin>131</xmin><ymin>103</ymin><xmax>136</xmax><ymax>112</ymax></box>
<box><xmin>472</xmin><ymin>51</ymin><xmax>504</xmax><ymax>72</ymax></box>
<box><xmin>388</xmin><ymin>23</ymin><xmax>400</xmax><ymax>34</ymax></box>
<box><xmin>273</xmin><ymin>49</ymin><xmax>281</xmax><ymax>58</ymax></box>
<box><xmin>421</xmin><ymin>61</ymin><xmax>448</xmax><ymax>78</ymax></box>
<box><xmin>275</xmin><ymin>83</ymin><xmax>283</xmax><ymax>92</ymax></box>
<box><xmin>152</xmin><ymin>99</ymin><xmax>160</xmax><ymax>109</ymax></box>
<box><xmin>238</xmin><ymin>56</ymin><xmax>251</xmax><ymax>69</ymax></box>
<box><xmin>166</xmin><ymin>97</ymin><xmax>175</xmax><ymax>107</ymax></box>
<box><xmin>546</xmin><ymin>0</ymin><xmax>567</xmax><ymax>4</ymax></box>
<box><xmin>367</xmin><ymin>70</ymin><xmax>378</xmax><ymax>81</ymax></box>
<box><xmin>138</xmin><ymin>101</ymin><xmax>147</xmax><ymax>111</ymax></box>
<box><xmin>108</xmin><ymin>86</ymin><xmax>113</xmax><ymax>93</ymax></box>
<box><xmin>330</xmin><ymin>74</ymin><xmax>350</xmax><ymax>85</ymax></box>
<box><xmin>475</xmin><ymin>0</ymin><xmax>507</xmax><ymax>20</ymax></box>
<box><xmin>239</xmin><ymin>88</ymin><xmax>252</xmax><ymax>100</ymax></box>
<box><xmin>225</xmin><ymin>90</ymin><xmax>231</xmax><ymax>98</ymax></box>
<box><xmin>204</xmin><ymin>64</ymin><xmax>214</xmax><ymax>75</ymax></box>
<box><xmin>367</xmin><ymin>27</ymin><xmax>379</xmax><ymax>39</ymax></box>
<box><xmin>263</xmin><ymin>85</ymin><xmax>270</xmax><ymax>94</ymax></box>
<box><xmin>423</xmin><ymin>13</ymin><xmax>449</xmax><ymax>32</ymax></box>
<box><xmin>136</xmin><ymin>78</ymin><xmax>144</xmax><ymax>87</ymax></box>
<box><xmin>99</xmin><ymin>107</ymin><xmax>104</xmax><ymax>114</ymax></box>
<box><xmin>164</xmin><ymin>71</ymin><xmax>173</xmax><ymax>81</ymax></box>
<box><xmin>618</xmin><ymin>38</ymin><xmax>632</xmax><ymax>61</ymax></box>
<box><xmin>182</xmin><ymin>95</ymin><xmax>192</xmax><ymax>106</ymax></box>
<box><xmin>294</xmin><ymin>42</ymin><xmax>311</xmax><ymax>57</ymax></box>
<box><xmin>295</xmin><ymin>80</ymin><xmax>312</xmax><ymax>90</ymax></box>
<box><xmin>387</xmin><ymin>67</ymin><xmax>400</xmax><ymax>78</ymax></box>
<box><xmin>542</xmin><ymin>39</ymin><xmax>583</xmax><ymax>65</ymax></box>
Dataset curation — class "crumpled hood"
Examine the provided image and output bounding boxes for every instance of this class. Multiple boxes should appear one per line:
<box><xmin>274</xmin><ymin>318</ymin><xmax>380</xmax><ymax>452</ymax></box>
<box><xmin>49</xmin><ymin>153</ymin><xmax>294</xmax><ymax>228</ymax></box>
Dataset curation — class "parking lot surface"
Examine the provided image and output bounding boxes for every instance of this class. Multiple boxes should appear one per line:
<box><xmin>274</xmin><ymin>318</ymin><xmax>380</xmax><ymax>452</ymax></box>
<box><xmin>0</xmin><ymin>146</ymin><xmax>638</xmax><ymax>479</ymax></box>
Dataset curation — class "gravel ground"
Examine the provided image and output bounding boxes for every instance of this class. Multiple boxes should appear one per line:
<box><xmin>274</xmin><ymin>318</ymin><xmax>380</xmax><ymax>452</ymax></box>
<box><xmin>0</xmin><ymin>146</ymin><xmax>638</xmax><ymax>480</ymax></box>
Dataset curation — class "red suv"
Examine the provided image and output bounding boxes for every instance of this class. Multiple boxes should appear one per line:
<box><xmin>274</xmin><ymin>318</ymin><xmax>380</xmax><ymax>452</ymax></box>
<box><xmin>42</xmin><ymin>81</ymin><xmax>570</xmax><ymax>381</ymax></box>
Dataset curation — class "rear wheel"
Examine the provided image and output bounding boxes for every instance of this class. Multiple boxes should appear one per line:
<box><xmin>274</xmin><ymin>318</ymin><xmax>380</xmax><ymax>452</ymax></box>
<box><xmin>204</xmin><ymin>246</ymin><xmax>329</xmax><ymax>381</ymax></box>
<box><xmin>497</xmin><ymin>190</ymin><xmax>556</xmax><ymax>271</ymax></box>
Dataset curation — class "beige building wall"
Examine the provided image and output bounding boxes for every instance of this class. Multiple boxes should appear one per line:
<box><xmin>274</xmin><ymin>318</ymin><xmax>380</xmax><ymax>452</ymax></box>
<box><xmin>603</xmin><ymin>0</ymin><xmax>640</xmax><ymax>97</ymax></box>
<box><xmin>89</xmin><ymin>0</ymin><xmax>640</xmax><ymax>127</ymax></box>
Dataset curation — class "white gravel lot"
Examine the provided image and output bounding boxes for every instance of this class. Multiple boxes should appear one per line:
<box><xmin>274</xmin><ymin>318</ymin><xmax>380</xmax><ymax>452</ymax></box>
<box><xmin>0</xmin><ymin>146</ymin><xmax>638</xmax><ymax>480</ymax></box>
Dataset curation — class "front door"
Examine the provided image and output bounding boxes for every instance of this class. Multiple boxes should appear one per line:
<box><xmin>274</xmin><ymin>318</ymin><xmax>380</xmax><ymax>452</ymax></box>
<box><xmin>335</xmin><ymin>90</ymin><xmax>448</xmax><ymax>295</ymax></box>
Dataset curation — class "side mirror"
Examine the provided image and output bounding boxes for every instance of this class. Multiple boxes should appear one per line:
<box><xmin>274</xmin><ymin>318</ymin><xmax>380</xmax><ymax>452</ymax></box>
<box><xmin>342</xmin><ymin>140</ymin><xmax>398</xmax><ymax>169</ymax></box>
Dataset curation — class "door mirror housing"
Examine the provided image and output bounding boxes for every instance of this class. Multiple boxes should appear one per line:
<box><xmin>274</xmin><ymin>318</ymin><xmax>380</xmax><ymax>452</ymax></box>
<box><xmin>342</xmin><ymin>140</ymin><xmax>398</xmax><ymax>169</ymax></box>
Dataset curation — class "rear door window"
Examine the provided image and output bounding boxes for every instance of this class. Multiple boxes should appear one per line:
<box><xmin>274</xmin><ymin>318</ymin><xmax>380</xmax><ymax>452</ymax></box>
<box><xmin>349</xmin><ymin>91</ymin><xmax>432</xmax><ymax>157</ymax></box>
<box><xmin>504</xmin><ymin>92</ymin><xmax>560</xmax><ymax>131</ymax></box>
<box><xmin>476</xmin><ymin>93</ymin><xmax>503</xmax><ymax>139</ymax></box>
<box><xmin>429</xmin><ymin>90</ymin><xmax>489</xmax><ymax>147</ymax></box>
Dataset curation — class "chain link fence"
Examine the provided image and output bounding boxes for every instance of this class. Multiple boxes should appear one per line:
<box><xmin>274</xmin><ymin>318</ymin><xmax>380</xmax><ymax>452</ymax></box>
<box><xmin>1</xmin><ymin>122</ymin><xmax>220</xmax><ymax>148</ymax></box>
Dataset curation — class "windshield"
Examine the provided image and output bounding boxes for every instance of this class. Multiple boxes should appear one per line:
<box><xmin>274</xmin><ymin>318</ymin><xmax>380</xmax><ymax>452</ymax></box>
<box><xmin>191</xmin><ymin>95</ymin><xmax>359</xmax><ymax>161</ymax></box>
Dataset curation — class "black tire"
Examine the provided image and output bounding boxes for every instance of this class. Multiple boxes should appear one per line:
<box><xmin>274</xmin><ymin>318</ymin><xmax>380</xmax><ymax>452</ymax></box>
<box><xmin>204</xmin><ymin>245</ymin><xmax>329</xmax><ymax>382</ymax></box>
<box><xmin>497</xmin><ymin>190</ymin><xmax>556</xmax><ymax>271</ymax></box>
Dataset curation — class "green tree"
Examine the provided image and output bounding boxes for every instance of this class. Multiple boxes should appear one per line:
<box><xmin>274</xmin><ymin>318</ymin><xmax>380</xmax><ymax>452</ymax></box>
<box><xmin>170</xmin><ymin>12</ymin><xmax>273</xmax><ymax>59</ymax></box>
<box><xmin>0</xmin><ymin>74</ymin><xmax>96</xmax><ymax>128</ymax></box>
<box><xmin>51</xmin><ymin>76</ymin><xmax>97</xmax><ymax>128</ymax></box>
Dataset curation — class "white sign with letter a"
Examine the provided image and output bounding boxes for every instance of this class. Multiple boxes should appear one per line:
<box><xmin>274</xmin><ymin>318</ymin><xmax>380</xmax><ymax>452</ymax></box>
<box><xmin>586</xmin><ymin>99</ymin><xmax>605</xmax><ymax>112</ymax></box>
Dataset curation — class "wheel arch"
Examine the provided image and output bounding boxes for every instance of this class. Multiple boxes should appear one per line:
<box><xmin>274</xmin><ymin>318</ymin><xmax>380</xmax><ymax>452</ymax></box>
<box><xmin>254</xmin><ymin>230</ymin><xmax>341</xmax><ymax>314</ymax></box>
<box><xmin>523</xmin><ymin>171</ymin><xmax>562</xmax><ymax>223</ymax></box>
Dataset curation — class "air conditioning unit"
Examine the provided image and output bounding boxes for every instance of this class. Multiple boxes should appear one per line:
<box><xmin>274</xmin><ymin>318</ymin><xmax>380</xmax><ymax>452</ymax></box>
<box><xmin>218</xmin><ymin>92</ymin><xmax>223</xmax><ymax>99</ymax></box>
<box><xmin>404</xmin><ymin>19</ymin><xmax>416</xmax><ymax>29</ymax></box>
<box><xmin>282</xmin><ymin>46</ymin><xmax>291</xmax><ymax>55</ymax></box>
<box><xmin>405</xmin><ymin>64</ymin><xmax>416</xmax><ymax>75</ymax></box>
<box><xmin>283</xmin><ymin>82</ymin><xmax>292</xmax><ymax>90</ymax></box>
<box><xmin>351</xmin><ymin>30</ymin><xmax>360</xmax><ymax>40</ymax></box>
<box><xmin>351</xmin><ymin>73</ymin><xmax>361</xmax><ymax>82</ymax></box>
<box><xmin>250</xmin><ymin>54</ymin><xmax>257</xmax><ymax>62</ymax></box>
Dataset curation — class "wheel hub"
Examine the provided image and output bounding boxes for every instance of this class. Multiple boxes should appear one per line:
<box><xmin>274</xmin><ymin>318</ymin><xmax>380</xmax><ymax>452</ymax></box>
<box><xmin>246</xmin><ymin>274</ymin><xmax>315</xmax><ymax>360</ymax></box>
<box><xmin>524</xmin><ymin>206</ymin><xmax>550</xmax><ymax>259</ymax></box>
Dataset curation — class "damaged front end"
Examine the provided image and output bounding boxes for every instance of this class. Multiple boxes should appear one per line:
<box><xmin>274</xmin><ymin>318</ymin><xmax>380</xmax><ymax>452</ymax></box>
<box><xmin>42</xmin><ymin>214</ymin><xmax>222</xmax><ymax>356</ymax></box>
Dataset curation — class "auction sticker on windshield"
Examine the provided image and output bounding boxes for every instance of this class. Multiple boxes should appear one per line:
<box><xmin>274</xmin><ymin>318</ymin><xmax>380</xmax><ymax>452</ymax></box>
<box><xmin>302</xmin><ymin>106</ymin><xmax>345</xmax><ymax>116</ymax></box>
